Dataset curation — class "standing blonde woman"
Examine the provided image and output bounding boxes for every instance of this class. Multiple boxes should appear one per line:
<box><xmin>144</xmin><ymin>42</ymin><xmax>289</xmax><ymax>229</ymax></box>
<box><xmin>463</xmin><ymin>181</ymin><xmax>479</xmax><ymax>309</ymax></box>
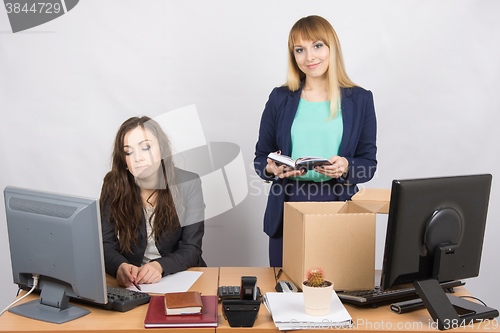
<box><xmin>254</xmin><ymin>15</ymin><xmax>377</xmax><ymax>267</ymax></box>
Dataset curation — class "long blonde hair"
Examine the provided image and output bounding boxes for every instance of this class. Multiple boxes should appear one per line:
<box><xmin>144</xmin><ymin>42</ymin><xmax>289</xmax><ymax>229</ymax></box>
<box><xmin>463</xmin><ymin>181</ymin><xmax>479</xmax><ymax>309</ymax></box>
<box><xmin>286</xmin><ymin>15</ymin><xmax>357</xmax><ymax>120</ymax></box>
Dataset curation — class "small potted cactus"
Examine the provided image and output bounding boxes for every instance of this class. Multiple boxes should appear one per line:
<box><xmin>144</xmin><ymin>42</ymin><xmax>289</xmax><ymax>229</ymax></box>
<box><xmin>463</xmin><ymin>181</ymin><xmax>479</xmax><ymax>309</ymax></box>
<box><xmin>302</xmin><ymin>268</ymin><xmax>334</xmax><ymax>316</ymax></box>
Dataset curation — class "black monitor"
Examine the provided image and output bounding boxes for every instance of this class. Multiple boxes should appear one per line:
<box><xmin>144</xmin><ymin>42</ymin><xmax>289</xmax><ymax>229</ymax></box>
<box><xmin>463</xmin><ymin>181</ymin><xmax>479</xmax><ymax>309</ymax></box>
<box><xmin>380</xmin><ymin>174</ymin><xmax>498</xmax><ymax>330</ymax></box>
<box><xmin>4</xmin><ymin>186</ymin><xmax>107</xmax><ymax>324</ymax></box>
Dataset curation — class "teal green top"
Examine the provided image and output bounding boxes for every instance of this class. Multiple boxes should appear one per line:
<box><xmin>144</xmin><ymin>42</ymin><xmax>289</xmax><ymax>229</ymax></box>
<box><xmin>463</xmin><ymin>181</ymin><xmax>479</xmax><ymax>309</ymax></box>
<box><xmin>290</xmin><ymin>99</ymin><xmax>343</xmax><ymax>182</ymax></box>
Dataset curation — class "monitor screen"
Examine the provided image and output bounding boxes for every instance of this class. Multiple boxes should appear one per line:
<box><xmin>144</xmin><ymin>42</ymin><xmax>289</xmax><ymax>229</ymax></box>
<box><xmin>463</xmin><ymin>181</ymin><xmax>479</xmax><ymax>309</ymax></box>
<box><xmin>380</xmin><ymin>174</ymin><xmax>492</xmax><ymax>291</ymax></box>
<box><xmin>4</xmin><ymin>186</ymin><xmax>107</xmax><ymax>324</ymax></box>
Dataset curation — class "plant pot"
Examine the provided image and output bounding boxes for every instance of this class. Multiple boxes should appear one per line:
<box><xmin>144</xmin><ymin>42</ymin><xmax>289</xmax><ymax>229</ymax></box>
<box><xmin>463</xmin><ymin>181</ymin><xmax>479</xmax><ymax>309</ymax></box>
<box><xmin>302</xmin><ymin>281</ymin><xmax>334</xmax><ymax>316</ymax></box>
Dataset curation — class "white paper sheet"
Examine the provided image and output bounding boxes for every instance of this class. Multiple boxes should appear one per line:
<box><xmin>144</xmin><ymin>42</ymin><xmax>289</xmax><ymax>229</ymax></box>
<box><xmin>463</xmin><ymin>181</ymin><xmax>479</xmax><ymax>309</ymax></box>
<box><xmin>127</xmin><ymin>270</ymin><xmax>203</xmax><ymax>294</ymax></box>
<box><xmin>264</xmin><ymin>292</ymin><xmax>352</xmax><ymax>330</ymax></box>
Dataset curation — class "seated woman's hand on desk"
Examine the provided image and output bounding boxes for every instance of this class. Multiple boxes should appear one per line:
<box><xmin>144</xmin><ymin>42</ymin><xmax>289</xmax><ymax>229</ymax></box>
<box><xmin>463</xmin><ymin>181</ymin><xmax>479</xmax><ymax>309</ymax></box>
<box><xmin>315</xmin><ymin>156</ymin><xmax>349</xmax><ymax>179</ymax></box>
<box><xmin>136</xmin><ymin>261</ymin><xmax>163</xmax><ymax>284</ymax></box>
<box><xmin>116</xmin><ymin>262</ymin><xmax>163</xmax><ymax>287</ymax></box>
<box><xmin>116</xmin><ymin>263</ymin><xmax>139</xmax><ymax>287</ymax></box>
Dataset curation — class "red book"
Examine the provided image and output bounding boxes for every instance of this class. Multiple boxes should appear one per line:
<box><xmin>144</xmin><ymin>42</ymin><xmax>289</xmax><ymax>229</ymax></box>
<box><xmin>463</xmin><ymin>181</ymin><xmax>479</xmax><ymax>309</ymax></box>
<box><xmin>144</xmin><ymin>295</ymin><xmax>218</xmax><ymax>328</ymax></box>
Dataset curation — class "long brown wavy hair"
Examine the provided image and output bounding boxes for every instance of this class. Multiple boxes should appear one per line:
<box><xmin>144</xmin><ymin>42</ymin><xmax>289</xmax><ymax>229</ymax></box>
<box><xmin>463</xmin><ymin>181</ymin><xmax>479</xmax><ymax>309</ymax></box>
<box><xmin>100</xmin><ymin>116</ymin><xmax>180</xmax><ymax>254</ymax></box>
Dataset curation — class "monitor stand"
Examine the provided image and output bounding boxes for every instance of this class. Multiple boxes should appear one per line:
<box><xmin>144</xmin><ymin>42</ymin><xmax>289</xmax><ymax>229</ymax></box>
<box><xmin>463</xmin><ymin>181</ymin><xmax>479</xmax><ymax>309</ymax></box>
<box><xmin>9</xmin><ymin>280</ymin><xmax>90</xmax><ymax>324</ymax></box>
<box><xmin>414</xmin><ymin>279</ymin><xmax>499</xmax><ymax>331</ymax></box>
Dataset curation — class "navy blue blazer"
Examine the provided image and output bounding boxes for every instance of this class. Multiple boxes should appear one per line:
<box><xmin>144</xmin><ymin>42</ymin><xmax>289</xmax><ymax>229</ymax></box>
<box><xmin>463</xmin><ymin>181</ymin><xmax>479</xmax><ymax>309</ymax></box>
<box><xmin>254</xmin><ymin>85</ymin><xmax>377</xmax><ymax>237</ymax></box>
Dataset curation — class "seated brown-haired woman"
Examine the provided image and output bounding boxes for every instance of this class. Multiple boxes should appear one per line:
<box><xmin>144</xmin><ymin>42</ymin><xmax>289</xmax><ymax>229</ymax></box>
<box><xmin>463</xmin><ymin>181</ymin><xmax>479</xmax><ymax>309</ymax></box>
<box><xmin>100</xmin><ymin>116</ymin><xmax>206</xmax><ymax>288</ymax></box>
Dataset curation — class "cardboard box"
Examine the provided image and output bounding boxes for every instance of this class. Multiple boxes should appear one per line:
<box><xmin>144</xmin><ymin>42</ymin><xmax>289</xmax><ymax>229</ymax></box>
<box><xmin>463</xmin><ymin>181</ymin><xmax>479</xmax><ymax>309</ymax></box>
<box><xmin>283</xmin><ymin>189</ymin><xmax>390</xmax><ymax>291</ymax></box>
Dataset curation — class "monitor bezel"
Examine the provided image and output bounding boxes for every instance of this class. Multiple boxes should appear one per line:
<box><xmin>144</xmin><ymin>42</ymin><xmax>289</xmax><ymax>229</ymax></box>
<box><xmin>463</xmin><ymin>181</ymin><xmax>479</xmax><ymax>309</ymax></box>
<box><xmin>4</xmin><ymin>186</ymin><xmax>107</xmax><ymax>323</ymax></box>
<box><xmin>380</xmin><ymin>174</ymin><xmax>492</xmax><ymax>291</ymax></box>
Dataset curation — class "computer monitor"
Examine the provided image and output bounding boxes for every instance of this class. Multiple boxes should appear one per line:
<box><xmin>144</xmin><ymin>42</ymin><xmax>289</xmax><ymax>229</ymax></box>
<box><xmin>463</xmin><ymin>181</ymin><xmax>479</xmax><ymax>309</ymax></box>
<box><xmin>4</xmin><ymin>186</ymin><xmax>107</xmax><ymax>324</ymax></box>
<box><xmin>380</xmin><ymin>174</ymin><xmax>498</xmax><ymax>330</ymax></box>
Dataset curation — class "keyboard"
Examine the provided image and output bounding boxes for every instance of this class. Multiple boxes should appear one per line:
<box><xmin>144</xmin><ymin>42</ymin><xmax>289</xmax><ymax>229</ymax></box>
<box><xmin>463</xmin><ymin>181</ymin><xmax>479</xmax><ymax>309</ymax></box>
<box><xmin>337</xmin><ymin>280</ymin><xmax>464</xmax><ymax>306</ymax></box>
<box><xmin>218</xmin><ymin>286</ymin><xmax>262</xmax><ymax>300</ymax></box>
<box><xmin>19</xmin><ymin>285</ymin><xmax>151</xmax><ymax>312</ymax></box>
<box><xmin>102</xmin><ymin>286</ymin><xmax>151</xmax><ymax>312</ymax></box>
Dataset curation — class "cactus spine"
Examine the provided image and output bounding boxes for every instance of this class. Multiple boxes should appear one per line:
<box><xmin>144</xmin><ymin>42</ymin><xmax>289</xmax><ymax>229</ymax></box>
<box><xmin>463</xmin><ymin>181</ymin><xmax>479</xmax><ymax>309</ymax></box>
<box><xmin>306</xmin><ymin>268</ymin><xmax>325</xmax><ymax>287</ymax></box>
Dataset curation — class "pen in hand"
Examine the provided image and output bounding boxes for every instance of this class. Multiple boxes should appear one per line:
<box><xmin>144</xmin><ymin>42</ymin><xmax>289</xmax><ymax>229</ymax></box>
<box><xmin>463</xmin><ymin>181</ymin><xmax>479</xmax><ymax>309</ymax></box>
<box><xmin>132</xmin><ymin>277</ymin><xmax>141</xmax><ymax>291</ymax></box>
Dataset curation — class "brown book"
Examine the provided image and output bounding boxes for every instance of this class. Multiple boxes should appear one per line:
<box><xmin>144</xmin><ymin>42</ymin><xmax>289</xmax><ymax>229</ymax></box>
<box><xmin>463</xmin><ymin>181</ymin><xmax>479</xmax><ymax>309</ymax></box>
<box><xmin>164</xmin><ymin>291</ymin><xmax>203</xmax><ymax>315</ymax></box>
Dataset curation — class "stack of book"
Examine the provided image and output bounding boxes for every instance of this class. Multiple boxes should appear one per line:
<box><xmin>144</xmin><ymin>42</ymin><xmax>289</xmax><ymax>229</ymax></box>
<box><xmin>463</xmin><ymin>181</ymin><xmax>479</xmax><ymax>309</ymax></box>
<box><xmin>263</xmin><ymin>292</ymin><xmax>352</xmax><ymax>330</ymax></box>
<box><xmin>144</xmin><ymin>291</ymin><xmax>218</xmax><ymax>328</ymax></box>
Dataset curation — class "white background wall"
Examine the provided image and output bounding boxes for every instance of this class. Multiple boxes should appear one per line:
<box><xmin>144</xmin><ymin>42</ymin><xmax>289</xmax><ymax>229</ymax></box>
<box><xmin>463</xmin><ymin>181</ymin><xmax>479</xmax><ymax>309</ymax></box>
<box><xmin>1</xmin><ymin>0</ymin><xmax>500</xmax><ymax>313</ymax></box>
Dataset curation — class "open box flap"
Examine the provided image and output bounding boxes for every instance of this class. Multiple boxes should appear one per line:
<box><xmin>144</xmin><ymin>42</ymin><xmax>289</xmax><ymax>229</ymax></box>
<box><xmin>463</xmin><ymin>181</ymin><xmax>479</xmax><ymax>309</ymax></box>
<box><xmin>351</xmin><ymin>188</ymin><xmax>390</xmax><ymax>214</ymax></box>
<box><xmin>285</xmin><ymin>201</ymin><xmax>346</xmax><ymax>215</ymax></box>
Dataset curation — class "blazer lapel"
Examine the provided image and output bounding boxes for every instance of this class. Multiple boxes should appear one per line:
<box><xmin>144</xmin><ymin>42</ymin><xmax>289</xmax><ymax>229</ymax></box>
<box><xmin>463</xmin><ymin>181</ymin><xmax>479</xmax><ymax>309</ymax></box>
<box><xmin>282</xmin><ymin>86</ymin><xmax>303</xmax><ymax>156</ymax></box>
<box><xmin>339</xmin><ymin>88</ymin><xmax>353</xmax><ymax>157</ymax></box>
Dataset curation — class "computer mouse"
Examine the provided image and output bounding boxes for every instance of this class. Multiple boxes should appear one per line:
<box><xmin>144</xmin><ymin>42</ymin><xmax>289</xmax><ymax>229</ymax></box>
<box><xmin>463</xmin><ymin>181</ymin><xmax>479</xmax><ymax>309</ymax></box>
<box><xmin>275</xmin><ymin>280</ymin><xmax>298</xmax><ymax>293</ymax></box>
